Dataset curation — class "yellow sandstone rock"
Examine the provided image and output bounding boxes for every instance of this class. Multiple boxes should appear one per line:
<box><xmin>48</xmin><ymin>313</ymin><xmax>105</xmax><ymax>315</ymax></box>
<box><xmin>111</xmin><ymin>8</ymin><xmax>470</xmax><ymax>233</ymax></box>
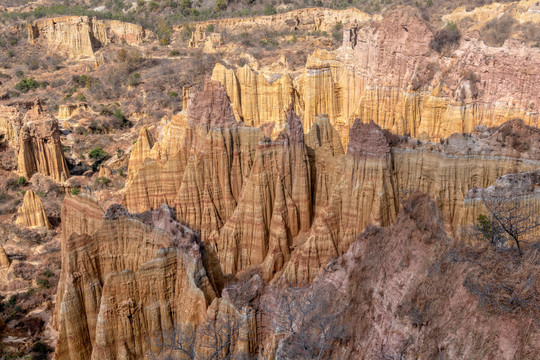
<box><xmin>15</xmin><ymin>190</ymin><xmax>52</xmax><ymax>229</ymax></box>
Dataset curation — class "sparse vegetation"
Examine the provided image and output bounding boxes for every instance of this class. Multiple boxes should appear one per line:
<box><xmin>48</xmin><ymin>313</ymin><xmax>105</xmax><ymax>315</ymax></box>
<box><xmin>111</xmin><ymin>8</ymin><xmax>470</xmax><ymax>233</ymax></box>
<box><xmin>15</xmin><ymin>77</ymin><xmax>46</xmax><ymax>92</ymax></box>
<box><xmin>479</xmin><ymin>13</ymin><xmax>516</xmax><ymax>47</ymax></box>
<box><xmin>429</xmin><ymin>21</ymin><xmax>460</xmax><ymax>53</ymax></box>
<box><xmin>88</xmin><ymin>147</ymin><xmax>108</xmax><ymax>160</ymax></box>
<box><xmin>71</xmin><ymin>188</ymin><xmax>80</xmax><ymax>196</ymax></box>
<box><xmin>18</xmin><ymin>176</ymin><xmax>27</xmax><ymax>186</ymax></box>
<box><xmin>96</xmin><ymin>176</ymin><xmax>111</xmax><ymax>186</ymax></box>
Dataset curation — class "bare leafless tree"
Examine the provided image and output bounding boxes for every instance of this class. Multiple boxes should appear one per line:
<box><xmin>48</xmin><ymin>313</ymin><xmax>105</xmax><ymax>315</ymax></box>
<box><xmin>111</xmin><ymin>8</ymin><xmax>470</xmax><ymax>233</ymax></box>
<box><xmin>155</xmin><ymin>313</ymin><xmax>253</xmax><ymax>360</ymax></box>
<box><xmin>264</xmin><ymin>282</ymin><xmax>348</xmax><ymax>360</ymax></box>
<box><xmin>481</xmin><ymin>193</ymin><xmax>540</xmax><ymax>255</ymax></box>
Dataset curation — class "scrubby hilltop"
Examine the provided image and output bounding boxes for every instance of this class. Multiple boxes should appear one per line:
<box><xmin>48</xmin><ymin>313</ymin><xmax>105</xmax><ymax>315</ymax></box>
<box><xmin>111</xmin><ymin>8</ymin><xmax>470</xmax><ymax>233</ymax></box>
<box><xmin>0</xmin><ymin>0</ymin><xmax>539</xmax><ymax>359</ymax></box>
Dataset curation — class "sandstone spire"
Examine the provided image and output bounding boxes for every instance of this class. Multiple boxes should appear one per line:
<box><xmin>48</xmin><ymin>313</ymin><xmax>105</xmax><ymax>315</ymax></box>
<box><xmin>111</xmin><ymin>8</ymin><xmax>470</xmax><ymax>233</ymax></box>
<box><xmin>15</xmin><ymin>190</ymin><xmax>52</xmax><ymax>229</ymax></box>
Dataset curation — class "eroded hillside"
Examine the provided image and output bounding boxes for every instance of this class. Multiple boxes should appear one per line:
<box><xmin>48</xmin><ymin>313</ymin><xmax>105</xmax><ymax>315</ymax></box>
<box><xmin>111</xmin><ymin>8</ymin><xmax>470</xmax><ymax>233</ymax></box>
<box><xmin>0</xmin><ymin>1</ymin><xmax>539</xmax><ymax>359</ymax></box>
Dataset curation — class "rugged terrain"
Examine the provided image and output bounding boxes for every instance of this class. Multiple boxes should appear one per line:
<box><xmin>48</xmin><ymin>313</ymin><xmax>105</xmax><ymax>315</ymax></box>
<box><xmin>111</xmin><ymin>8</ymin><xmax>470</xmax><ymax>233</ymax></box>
<box><xmin>0</xmin><ymin>0</ymin><xmax>539</xmax><ymax>359</ymax></box>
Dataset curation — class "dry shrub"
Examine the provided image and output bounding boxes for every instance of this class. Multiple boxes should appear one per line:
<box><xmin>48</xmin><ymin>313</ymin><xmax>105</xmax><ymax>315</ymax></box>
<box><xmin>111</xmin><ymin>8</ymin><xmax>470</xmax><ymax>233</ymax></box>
<box><xmin>463</xmin><ymin>244</ymin><xmax>540</xmax><ymax>316</ymax></box>
<box><xmin>479</xmin><ymin>14</ymin><xmax>516</xmax><ymax>47</ymax></box>
<box><xmin>429</xmin><ymin>22</ymin><xmax>461</xmax><ymax>53</ymax></box>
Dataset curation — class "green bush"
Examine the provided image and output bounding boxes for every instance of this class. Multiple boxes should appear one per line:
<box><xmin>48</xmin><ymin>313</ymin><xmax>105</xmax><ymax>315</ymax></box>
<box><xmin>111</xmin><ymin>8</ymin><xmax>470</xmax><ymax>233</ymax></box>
<box><xmin>42</xmin><ymin>269</ymin><xmax>54</xmax><ymax>278</ymax></box>
<box><xmin>37</xmin><ymin>277</ymin><xmax>50</xmax><ymax>289</ymax></box>
<box><xmin>170</xmin><ymin>49</ymin><xmax>180</xmax><ymax>56</ymax></box>
<box><xmin>168</xmin><ymin>91</ymin><xmax>179</xmax><ymax>97</ymax></box>
<box><xmin>88</xmin><ymin>147</ymin><xmax>108</xmax><ymax>160</ymax></box>
<box><xmin>96</xmin><ymin>177</ymin><xmax>111</xmax><ymax>186</ymax></box>
<box><xmin>148</xmin><ymin>1</ymin><xmax>159</xmax><ymax>11</ymax></box>
<box><xmin>215</xmin><ymin>0</ymin><xmax>227</xmax><ymax>11</ymax></box>
<box><xmin>116</xmin><ymin>148</ymin><xmax>125</xmax><ymax>158</ymax></box>
<box><xmin>71</xmin><ymin>188</ymin><xmax>80</xmax><ymax>196</ymax></box>
<box><xmin>206</xmin><ymin>24</ymin><xmax>215</xmax><ymax>33</ymax></box>
<box><xmin>263</xmin><ymin>3</ymin><xmax>276</xmax><ymax>16</ymax></box>
<box><xmin>17</xmin><ymin>176</ymin><xmax>26</xmax><ymax>186</ymax></box>
<box><xmin>15</xmin><ymin>78</ymin><xmax>45</xmax><ymax>92</ymax></box>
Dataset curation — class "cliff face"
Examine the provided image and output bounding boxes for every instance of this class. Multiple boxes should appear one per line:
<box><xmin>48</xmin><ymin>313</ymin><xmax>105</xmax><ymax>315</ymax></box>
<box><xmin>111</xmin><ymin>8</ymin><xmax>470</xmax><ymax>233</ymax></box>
<box><xmin>17</xmin><ymin>114</ymin><xmax>69</xmax><ymax>182</ymax></box>
<box><xmin>54</xmin><ymin>204</ymin><xmax>219</xmax><ymax>360</ymax></box>
<box><xmin>15</xmin><ymin>190</ymin><xmax>52</xmax><ymax>229</ymax></box>
<box><xmin>211</xmin><ymin>5</ymin><xmax>539</xmax><ymax>144</ymax></box>
<box><xmin>124</xmin><ymin>111</ymin><xmax>540</xmax><ymax>285</ymax></box>
<box><xmin>176</xmin><ymin>7</ymin><xmax>374</xmax><ymax>38</ymax></box>
<box><xmin>28</xmin><ymin>16</ymin><xmax>147</xmax><ymax>58</ymax></box>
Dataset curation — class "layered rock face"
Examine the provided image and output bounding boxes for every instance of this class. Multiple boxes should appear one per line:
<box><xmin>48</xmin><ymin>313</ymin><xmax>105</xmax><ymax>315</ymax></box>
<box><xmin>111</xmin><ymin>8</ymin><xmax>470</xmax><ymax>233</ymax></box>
<box><xmin>211</xmin><ymin>4</ymin><xmax>539</xmax><ymax>143</ymax></box>
<box><xmin>54</xmin><ymin>203</ymin><xmax>220</xmax><ymax>360</ymax></box>
<box><xmin>123</xmin><ymin>74</ymin><xmax>540</xmax><ymax>285</ymax></box>
<box><xmin>176</xmin><ymin>7</ymin><xmax>374</xmax><ymax>38</ymax></box>
<box><xmin>15</xmin><ymin>190</ymin><xmax>52</xmax><ymax>229</ymax></box>
<box><xmin>17</xmin><ymin>114</ymin><xmax>69</xmax><ymax>182</ymax></box>
<box><xmin>28</xmin><ymin>16</ymin><xmax>147</xmax><ymax>57</ymax></box>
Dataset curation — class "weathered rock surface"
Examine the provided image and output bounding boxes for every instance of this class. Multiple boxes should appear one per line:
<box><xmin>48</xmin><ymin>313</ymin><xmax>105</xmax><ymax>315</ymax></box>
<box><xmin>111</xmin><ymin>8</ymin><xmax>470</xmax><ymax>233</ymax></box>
<box><xmin>299</xmin><ymin>191</ymin><xmax>540</xmax><ymax>358</ymax></box>
<box><xmin>15</xmin><ymin>190</ymin><xmax>52</xmax><ymax>229</ymax></box>
<box><xmin>28</xmin><ymin>16</ymin><xmax>148</xmax><ymax>58</ymax></box>
<box><xmin>211</xmin><ymin>6</ymin><xmax>539</xmax><ymax>143</ymax></box>
<box><xmin>0</xmin><ymin>245</ymin><xmax>10</xmax><ymax>268</ymax></box>
<box><xmin>123</xmin><ymin>77</ymin><xmax>540</xmax><ymax>284</ymax></box>
<box><xmin>54</xmin><ymin>203</ymin><xmax>220</xmax><ymax>360</ymax></box>
<box><xmin>176</xmin><ymin>7</ymin><xmax>374</xmax><ymax>39</ymax></box>
<box><xmin>17</xmin><ymin>113</ymin><xmax>69</xmax><ymax>182</ymax></box>
<box><xmin>0</xmin><ymin>104</ymin><xmax>24</xmax><ymax>148</ymax></box>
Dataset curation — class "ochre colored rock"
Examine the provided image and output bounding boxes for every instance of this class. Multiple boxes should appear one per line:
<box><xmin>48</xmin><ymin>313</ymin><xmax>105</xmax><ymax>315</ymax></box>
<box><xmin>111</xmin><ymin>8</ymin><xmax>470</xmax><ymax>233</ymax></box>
<box><xmin>176</xmin><ymin>7</ymin><xmax>374</xmax><ymax>38</ymax></box>
<box><xmin>57</xmin><ymin>103</ymin><xmax>90</xmax><ymax>120</ymax></box>
<box><xmin>123</xmin><ymin>88</ymin><xmax>540</xmax><ymax>284</ymax></box>
<box><xmin>0</xmin><ymin>104</ymin><xmax>24</xmax><ymax>148</ymax></box>
<box><xmin>217</xmin><ymin>107</ymin><xmax>312</xmax><ymax>278</ymax></box>
<box><xmin>15</xmin><ymin>190</ymin><xmax>52</xmax><ymax>229</ymax></box>
<box><xmin>54</xmin><ymin>204</ymin><xmax>219</xmax><ymax>360</ymax></box>
<box><xmin>17</xmin><ymin>108</ymin><xmax>69</xmax><ymax>182</ymax></box>
<box><xmin>0</xmin><ymin>246</ymin><xmax>10</xmax><ymax>268</ymax></box>
<box><xmin>211</xmin><ymin>8</ymin><xmax>539</xmax><ymax>144</ymax></box>
<box><xmin>211</xmin><ymin>63</ymin><xmax>300</xmax><ymax>132</ymax></box>
<box><xmin>127</xmin><ymin>127</ymin><xmax>156</xmax><ymax>184</ymax></box>
<box><xmin>28</xmin><ymin>16</ymin><xmax>147</xmax><ymax>58</ymax></box>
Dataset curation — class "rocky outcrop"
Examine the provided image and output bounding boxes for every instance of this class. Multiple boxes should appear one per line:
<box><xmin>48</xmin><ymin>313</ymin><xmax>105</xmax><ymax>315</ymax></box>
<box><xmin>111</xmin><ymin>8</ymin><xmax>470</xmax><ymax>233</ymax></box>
<box><xmin>123</xmin><ymin>84</ymin><xmax>540</xmax><ymax>284</ymax></box>
<box><xmin>28</xmin><ymin>16</ymin><xmax>147</xmax><ymax>58</ymax></box>
<box><xmin>0</xmin><ymin>105</ymin><xmax>24</xmax><ymax>148</ymax></box>
<box><xmin>127</xmin><ymin>127</ymin><xmax>156</xmax><ymax>184</ymax></box>
<box><xmin>294</xmin><ymin>191</ymin><xmax>540</xmax><ymax>358</ymax></box>
<box><xmin>217</xmin><ymin>106</ymin><xmax>312</xmax><ymax>278</ymax></box>
<box><xmin>176</xmin><ymin>7</ymin><xmax>374</xmax><ymax>38</ymax></box>
<box><xmin>0</xmin><ymin>246</ymin><xmax>10</xmax><ymax>268</ymax></box>
<box><xmin>211</xmin><ymin>63</ymin><xmax>300</xmax><ymax>132</ymax></box>
<box><xmin>57</xmin><ymin>103</ymin><xmax>90</xmax><ymax>120</ymax></box>
<box><xmin>463</xmin><ymin>169</ymin><xmax>540</xmax><ymax>241</ymax></box>
<box><xmin>15</xmin><ymin>190</ymin><xmax>52</xmax><ymax>229</ymax></box>
<box><xmin>54</xmin><ymin>204</ymin><xmax>219</xmax><ymax>360</ymax></box>
<box><xmin>211</xmin><ymin>6</ymin><xmax>539</xmax><ymax>143</ymax></box>
<box><xmin>17</xmin><ymin>114</ymin><xmax>69</xmax><ymax>182</ymax></box>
